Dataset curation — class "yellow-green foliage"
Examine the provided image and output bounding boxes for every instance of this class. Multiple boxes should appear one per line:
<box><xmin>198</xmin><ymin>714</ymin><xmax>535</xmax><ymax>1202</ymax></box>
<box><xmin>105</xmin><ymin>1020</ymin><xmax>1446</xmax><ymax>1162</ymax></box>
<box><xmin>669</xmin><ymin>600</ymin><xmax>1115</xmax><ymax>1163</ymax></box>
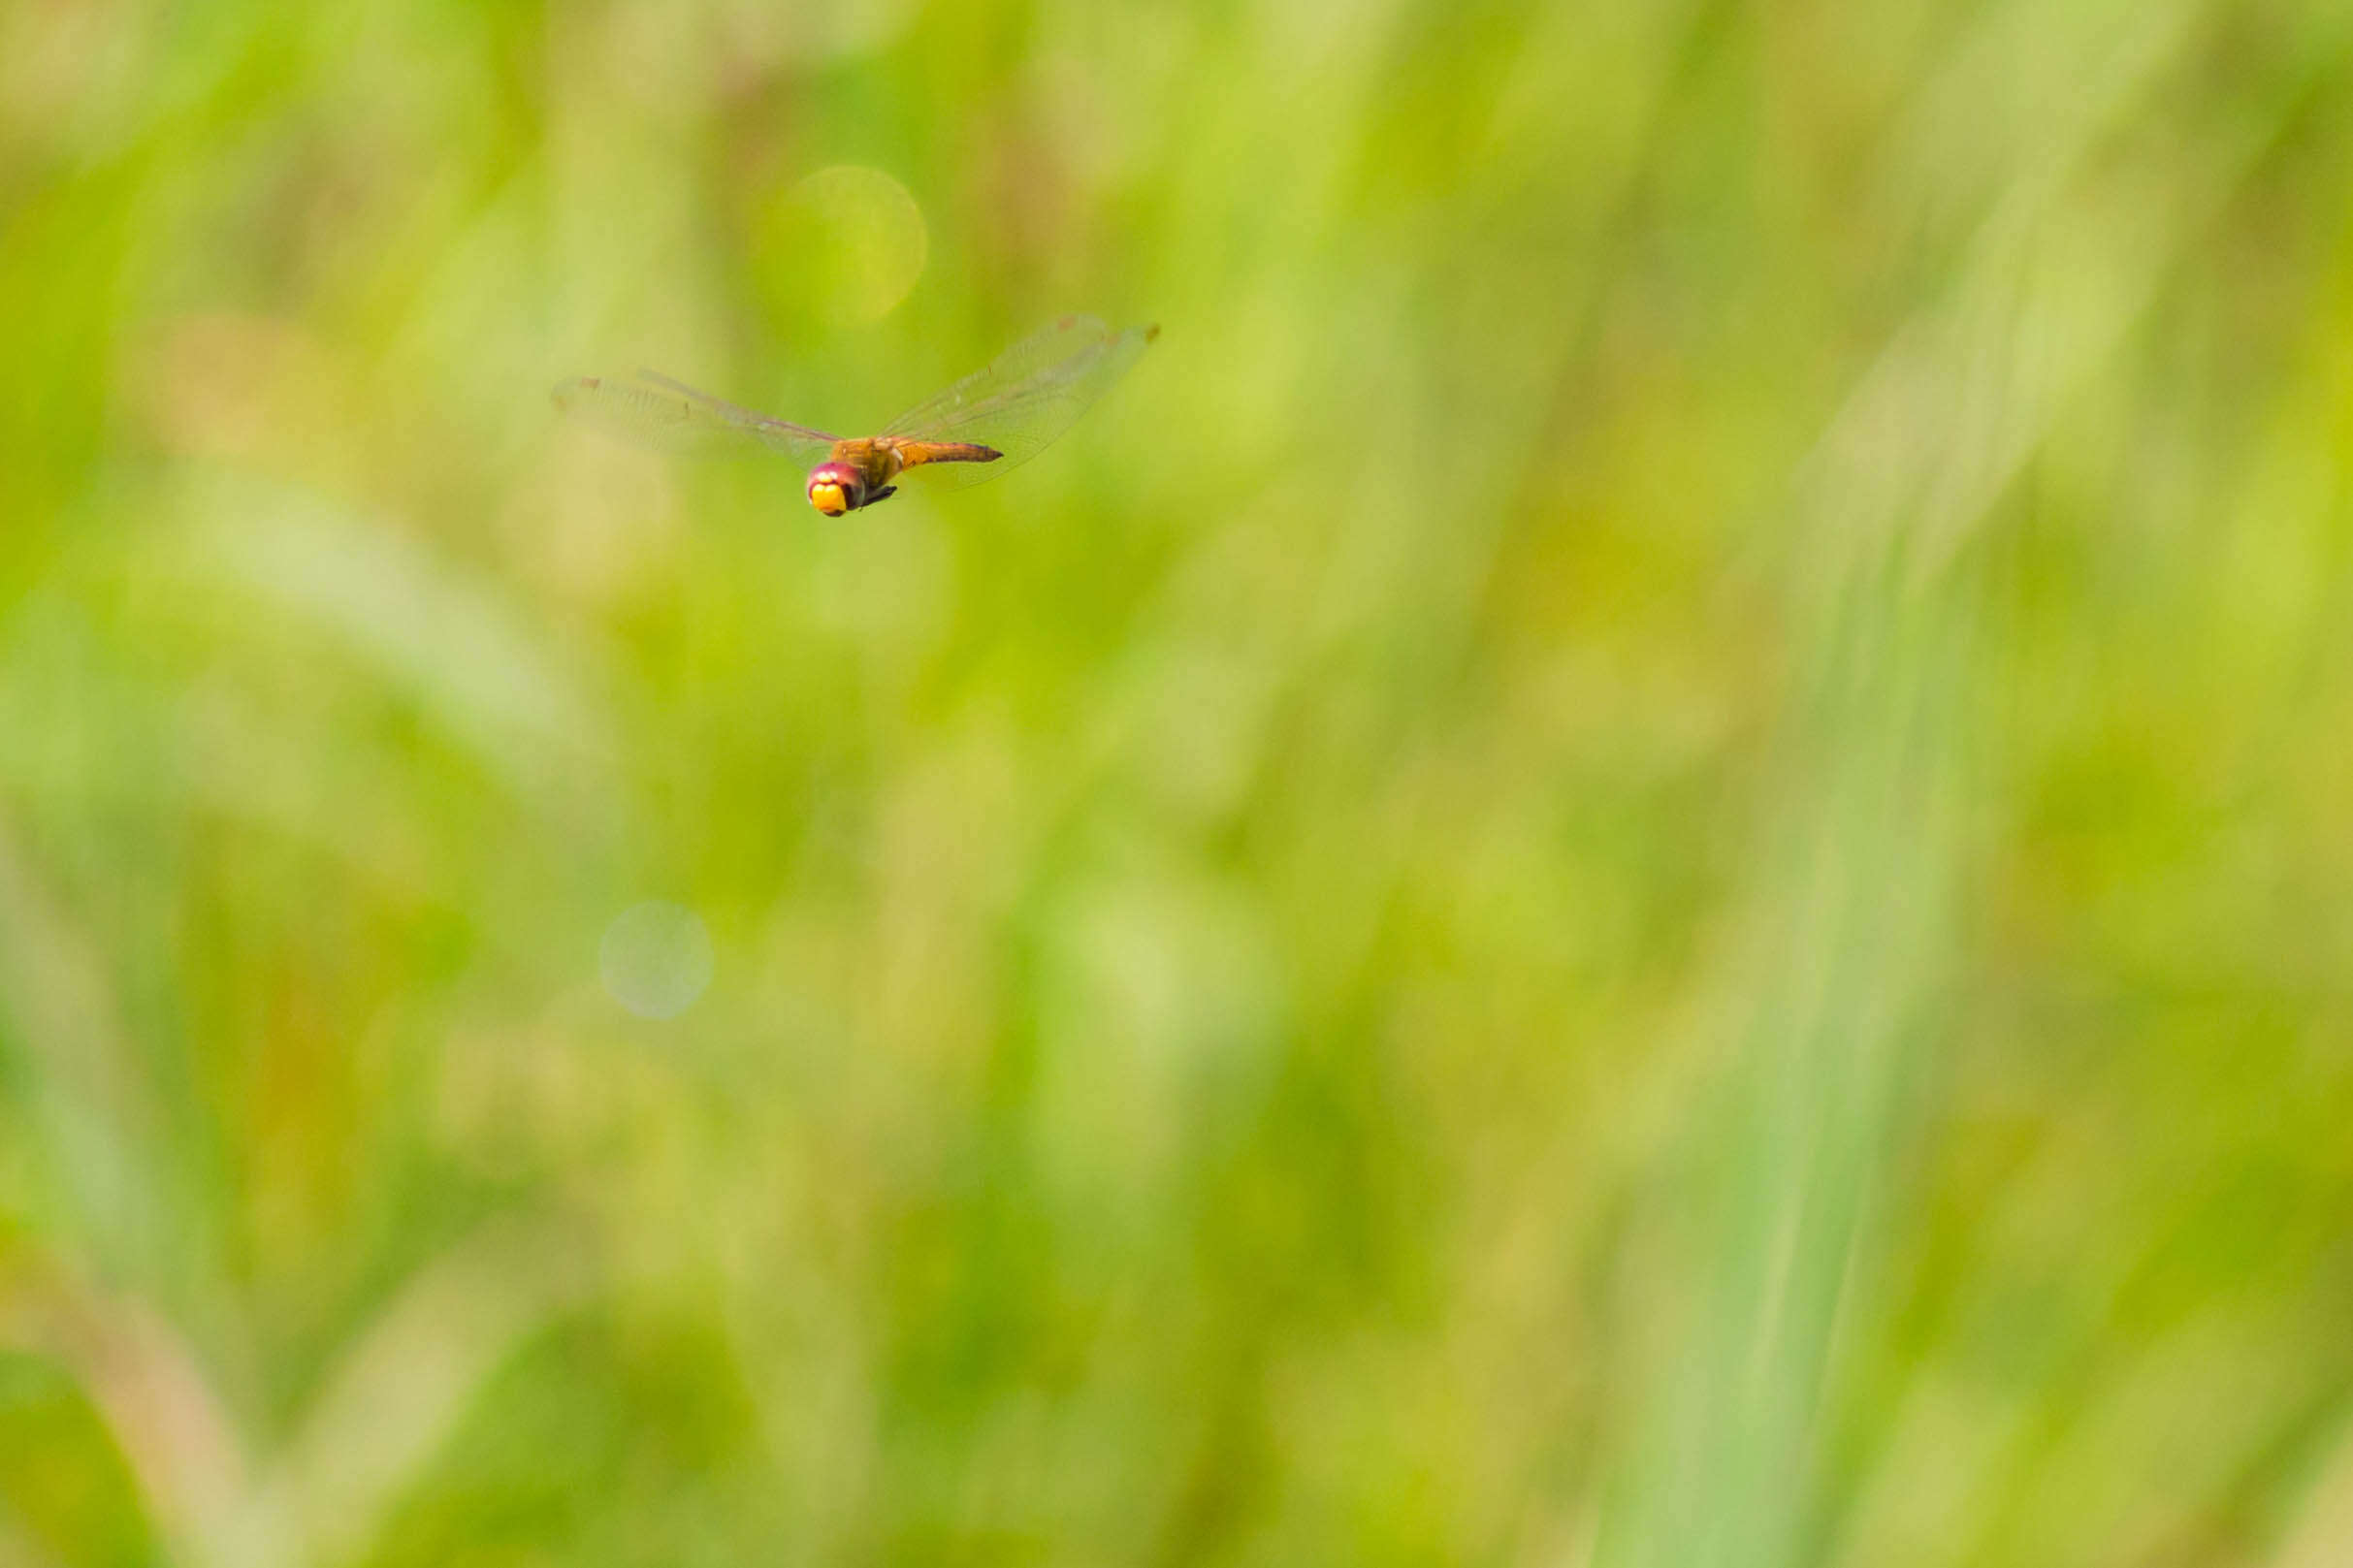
<box><xmin>4</xmin><ymin>2</ymin><xmax>2353</xmax><ymax>1565</ymax></box>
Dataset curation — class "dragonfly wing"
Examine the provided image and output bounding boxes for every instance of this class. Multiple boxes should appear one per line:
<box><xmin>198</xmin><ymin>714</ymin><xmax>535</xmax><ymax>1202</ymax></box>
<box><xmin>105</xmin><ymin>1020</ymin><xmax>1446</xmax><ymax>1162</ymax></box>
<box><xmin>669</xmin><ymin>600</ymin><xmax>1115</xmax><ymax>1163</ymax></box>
<box><xmin>882</xmin><ymin>316</ymin><xmax>1155</xmax><ymax>490</ymax></box>
<box><xmin>553</xmin><ymin>368</ymin><xmax>838</xmax><ymax>464</ymax></box>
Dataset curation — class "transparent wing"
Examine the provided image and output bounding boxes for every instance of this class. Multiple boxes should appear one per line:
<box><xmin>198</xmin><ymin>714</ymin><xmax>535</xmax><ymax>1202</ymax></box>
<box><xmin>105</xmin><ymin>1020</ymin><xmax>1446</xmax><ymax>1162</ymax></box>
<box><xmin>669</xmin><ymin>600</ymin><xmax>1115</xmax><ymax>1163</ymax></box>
<box><xmin>883</xmin><ymin>316</ymin><xmax>1156</xmax><ymax>490</ymax></box>
<box><xmin>552</xmin><ymin>368</ymin><xmax>838</xmax><ymax>464</ymax></box>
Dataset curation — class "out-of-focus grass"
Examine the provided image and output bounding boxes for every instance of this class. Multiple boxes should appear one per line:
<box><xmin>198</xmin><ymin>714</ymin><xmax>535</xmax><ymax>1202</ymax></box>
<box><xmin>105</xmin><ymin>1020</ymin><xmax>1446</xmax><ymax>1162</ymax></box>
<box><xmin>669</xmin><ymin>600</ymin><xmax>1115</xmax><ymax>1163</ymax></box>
<box><xmin>5</xmin><ymin>1</ymin><xmax>2353</xmax><ymax>1565</ymax></box>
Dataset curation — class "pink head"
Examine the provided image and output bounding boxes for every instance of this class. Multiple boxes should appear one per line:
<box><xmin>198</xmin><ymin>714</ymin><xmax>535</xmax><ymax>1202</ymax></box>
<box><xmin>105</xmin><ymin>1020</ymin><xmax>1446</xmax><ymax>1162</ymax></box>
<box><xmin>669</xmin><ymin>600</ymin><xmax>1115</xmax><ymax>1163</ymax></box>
<box><xmin>806</xmin><ymin>461</ymin><xmax>867</xmax><ymax>517</ymax></box>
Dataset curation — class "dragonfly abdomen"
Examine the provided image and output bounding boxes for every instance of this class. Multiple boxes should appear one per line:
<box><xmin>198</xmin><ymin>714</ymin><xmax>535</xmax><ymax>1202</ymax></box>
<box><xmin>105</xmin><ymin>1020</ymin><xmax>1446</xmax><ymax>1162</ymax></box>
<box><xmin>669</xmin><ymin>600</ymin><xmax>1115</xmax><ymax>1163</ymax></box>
<box><xmin>890</xmin><ymin>439</ymin><xmax>1002</xmax><ymax>470</ymax></box>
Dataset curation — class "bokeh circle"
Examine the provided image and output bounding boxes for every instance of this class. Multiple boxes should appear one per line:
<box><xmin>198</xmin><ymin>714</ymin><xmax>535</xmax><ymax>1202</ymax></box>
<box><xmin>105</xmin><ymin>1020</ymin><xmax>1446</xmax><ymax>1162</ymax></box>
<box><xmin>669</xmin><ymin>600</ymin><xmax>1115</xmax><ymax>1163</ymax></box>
<box><xmin>757</xmin><ymin>165</ymin><xmax>929</xmax><ymax>325</ymax></box>
<box><xmin>599</xmin><ymin>901</ymin><xmax>716</xmax><ymax>1020</ymax></box>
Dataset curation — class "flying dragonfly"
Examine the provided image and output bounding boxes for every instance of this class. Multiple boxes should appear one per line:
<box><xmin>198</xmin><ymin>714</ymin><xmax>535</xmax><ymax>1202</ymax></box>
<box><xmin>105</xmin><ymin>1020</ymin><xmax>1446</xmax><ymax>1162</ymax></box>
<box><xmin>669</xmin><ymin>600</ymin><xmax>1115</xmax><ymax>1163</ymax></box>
<box><xmin>554</xmin><ymin>315</ymin><xmax>1157</xmax><ymax>516</ymax></box>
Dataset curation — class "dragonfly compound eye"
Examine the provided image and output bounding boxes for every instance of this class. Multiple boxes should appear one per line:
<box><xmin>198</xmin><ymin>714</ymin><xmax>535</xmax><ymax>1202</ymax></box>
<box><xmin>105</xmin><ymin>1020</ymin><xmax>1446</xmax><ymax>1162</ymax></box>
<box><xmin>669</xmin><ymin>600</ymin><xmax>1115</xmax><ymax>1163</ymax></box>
<box><xmin>806</xmin><ymin>462</ymin><xmax>863</xmax><ymax>516</ymax></box>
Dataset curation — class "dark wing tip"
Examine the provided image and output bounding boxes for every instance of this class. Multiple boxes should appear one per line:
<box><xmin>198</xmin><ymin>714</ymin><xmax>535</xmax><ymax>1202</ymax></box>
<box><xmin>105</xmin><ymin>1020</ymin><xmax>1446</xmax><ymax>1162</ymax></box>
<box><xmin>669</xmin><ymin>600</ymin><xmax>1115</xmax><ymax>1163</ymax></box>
<box><xmin>1143</xmin><ymin>323</ymin><xmax>1161</xmax><ymax>342</ymax></box>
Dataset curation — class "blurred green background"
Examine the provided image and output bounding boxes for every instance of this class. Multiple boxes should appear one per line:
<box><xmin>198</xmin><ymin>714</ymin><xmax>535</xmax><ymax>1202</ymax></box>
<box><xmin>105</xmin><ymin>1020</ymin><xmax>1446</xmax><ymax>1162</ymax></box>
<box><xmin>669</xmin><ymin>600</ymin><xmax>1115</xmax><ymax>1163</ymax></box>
<box><xmin>7</xmin><ymin>1</ymin><xmax>2353</xmax><ymax>1564</ymax></box>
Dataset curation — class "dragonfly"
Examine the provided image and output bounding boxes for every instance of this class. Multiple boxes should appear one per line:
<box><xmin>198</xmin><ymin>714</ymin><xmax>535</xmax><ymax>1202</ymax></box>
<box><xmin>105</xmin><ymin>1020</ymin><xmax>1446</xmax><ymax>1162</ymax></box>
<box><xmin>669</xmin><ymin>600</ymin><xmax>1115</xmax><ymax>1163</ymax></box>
<box><xmin>553</xmin><ymin>315</ymin><xmax>1157</xmax><ymax>516</ymax></box>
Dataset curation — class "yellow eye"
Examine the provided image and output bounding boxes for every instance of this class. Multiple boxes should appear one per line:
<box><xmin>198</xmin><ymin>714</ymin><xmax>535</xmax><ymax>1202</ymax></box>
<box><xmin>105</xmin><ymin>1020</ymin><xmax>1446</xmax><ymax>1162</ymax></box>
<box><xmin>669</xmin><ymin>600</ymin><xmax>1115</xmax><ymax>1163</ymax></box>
<box><xmin>809</xmin><ymin>481</ymin><xmax>846</xmax><ymax>515</ymax></box>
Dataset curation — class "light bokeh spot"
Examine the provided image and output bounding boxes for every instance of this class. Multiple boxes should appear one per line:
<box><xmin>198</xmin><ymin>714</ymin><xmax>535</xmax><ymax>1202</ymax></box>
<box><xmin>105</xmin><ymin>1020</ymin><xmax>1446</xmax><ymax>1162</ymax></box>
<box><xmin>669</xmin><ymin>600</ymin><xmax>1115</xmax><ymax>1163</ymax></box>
<box><xmin>757</xmin><ymin>165</ymin><xmax>928</xmax><ymax>325</ymax></box>
<box><xmin>599</xmin><ymin>901</ymin><xmax>715</xmax><ymax>1020</ymax></box>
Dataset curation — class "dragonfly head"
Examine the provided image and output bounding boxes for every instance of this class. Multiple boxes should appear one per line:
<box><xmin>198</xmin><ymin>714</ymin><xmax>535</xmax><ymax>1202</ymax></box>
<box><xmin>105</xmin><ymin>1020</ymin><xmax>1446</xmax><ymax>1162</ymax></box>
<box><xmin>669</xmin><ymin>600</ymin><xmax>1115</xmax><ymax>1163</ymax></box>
<box><xmin>806</xmin><ymin>461</ymin><xmax>867</xmax><ymax>517</ymax></box>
